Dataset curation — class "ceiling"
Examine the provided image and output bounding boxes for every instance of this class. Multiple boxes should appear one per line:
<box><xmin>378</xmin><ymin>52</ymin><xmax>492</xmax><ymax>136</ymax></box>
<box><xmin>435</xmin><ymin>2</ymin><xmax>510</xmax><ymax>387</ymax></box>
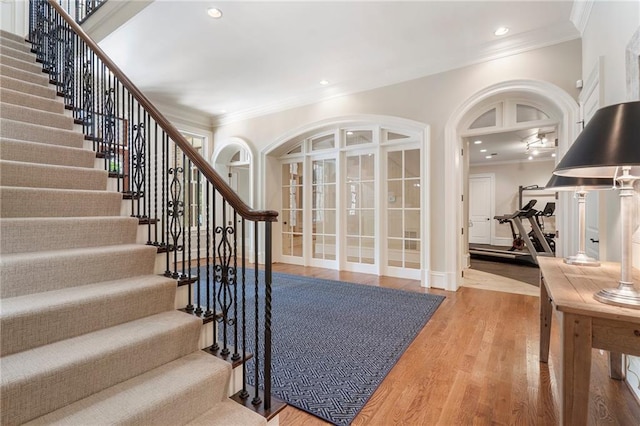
<box><xmin>466</xmin><ymin>127</ymin><xmax>558</xmax><ymax>166</ymax></box>
<box><xmin>99</xmin><ymin>1</ymin><xmax>579</xmax><ymax>125</ymax></box>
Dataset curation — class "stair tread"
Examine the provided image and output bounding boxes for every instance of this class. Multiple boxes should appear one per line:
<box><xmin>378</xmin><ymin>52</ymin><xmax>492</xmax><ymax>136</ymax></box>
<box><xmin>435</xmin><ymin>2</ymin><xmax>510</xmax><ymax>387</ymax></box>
<box><xmin>1</xmin><ymin>243</ymin><xmax>157</xmax><ymax>263</ymax></box>
<box><xmin>0</xmin><ymin>216</ymin><xmax>139</xmax><ymax>254</ymax></box>
<box><xmin>0</xmin><ymin>118</ymin><xmax>84</xmax><ymax>148</ymax></box>
<box><xmin>0</xmin><ymin>102</ymin><xmax>74</xmax><ymax>130</ymax></box>
<box><xmin>1</xmin><ymin>311</ymin><xmax>202</xmax><ymax>425</ymax></box>
<box><xmin>0</xmin><ymin>74</ymin><xmax>57</xmax><ymax>99</ymax></box>
<box><xmin>0</xmin><ymin>87</ymin><xmax>64</xmax><ymax>113</ymax></box>
<box><xmin>0</xmin><ymin>159</ymin><xmax>107</xmax><ymax>190</ymax></box>
<box><xmin>0</xmin><ymin>274</ymin><xmax>177</xmax><ymax>355</ymax></box>
<box><xmin>24</xmin><ymin>352</ymin><xmax>233</xmax><ymax>426</ymax></box>
<box><xmin>0</xmin><ymin>138</ymin><xmax>95</xmax><ymax>167</ymax></box>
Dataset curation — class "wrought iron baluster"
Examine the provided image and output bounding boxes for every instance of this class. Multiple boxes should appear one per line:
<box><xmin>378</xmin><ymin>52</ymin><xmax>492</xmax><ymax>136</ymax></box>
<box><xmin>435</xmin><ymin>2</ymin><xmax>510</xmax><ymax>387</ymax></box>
<box><xmin>168</xmin><ymin>144</ymin><xmax>184</xmax><ymax>278</ymax></box>
<box><xmin>232</xmin><ymin>210</ymin><xmax>240</xmax><ymax>361</ymax></box>
<box><xmin>195</xmin><ymin>170</ymin><xmax>202</xmax><ymax>315</ymax></box>
<box><xmin>205</xmin><ymin>183</ymin><xmax>212</xmax><ymax>317</ymax></box>
<box><xmin>252</xmin><ymin>220</ymin><xmax>261</xmax><ymax>406</ymax></box>
<box><xmin>240</xmin><ymin>218</ymin><xmax>248</xmax><ymax>399</ymax></box>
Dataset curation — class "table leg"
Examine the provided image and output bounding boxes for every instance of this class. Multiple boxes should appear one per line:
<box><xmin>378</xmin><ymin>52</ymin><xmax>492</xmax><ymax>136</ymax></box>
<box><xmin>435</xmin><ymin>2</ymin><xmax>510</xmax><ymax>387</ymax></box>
<box><xmin>561</xmin><ymin>313</ymin><xmax>592</xmax><ymax>426</ymax></box>
<box><xmin>540</xmin><ymin>275</ymin><xmax>552</xmax><ymax>363</ymax></box>
<box><xmin>609</xmin><ymin>352</ymin><xmax>625</xmax><ymax>380</ymax></box>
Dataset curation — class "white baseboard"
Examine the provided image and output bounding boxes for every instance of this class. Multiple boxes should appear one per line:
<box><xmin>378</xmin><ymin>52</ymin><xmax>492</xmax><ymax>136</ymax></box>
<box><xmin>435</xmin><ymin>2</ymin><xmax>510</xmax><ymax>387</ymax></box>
<box><xmin>430</xmin><ymin>270</ymin><xmax>459</xmax><ymax>291</ymax></box>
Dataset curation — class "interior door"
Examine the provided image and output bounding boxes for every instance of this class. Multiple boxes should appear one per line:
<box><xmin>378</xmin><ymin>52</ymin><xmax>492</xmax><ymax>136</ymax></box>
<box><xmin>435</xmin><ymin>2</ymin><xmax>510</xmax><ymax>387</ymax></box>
<box><xmin>469</xmin><ymin>175</ymin><xmax>493</xmax><ymax>245</ymax></box>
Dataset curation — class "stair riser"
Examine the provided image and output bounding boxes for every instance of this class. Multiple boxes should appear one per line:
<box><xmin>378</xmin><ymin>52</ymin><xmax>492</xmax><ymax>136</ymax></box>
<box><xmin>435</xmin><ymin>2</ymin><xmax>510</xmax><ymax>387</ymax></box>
<box><xmin>0</xmin><ymin>217</ymin><xmax>139</xmax><ymax>254</ymax></box>
<box><xmin>1</xmin><ymin>54</ymin><xmax>43</xmax><ymax>74</ymax></box>
<box><xmin>0</xmin><ymin>187</ymin><xmax>121</xmax><ymax>218</ymax></box>
<box><xmin>0</xmin><ymin>30</ymin><xmax>27</xmax><ymax>43</ymax></box>
<box><xmin>1</xmin><ymin>314</ymin><xmax>202</xmax><ymax>425</ymax></box>
<box><xmin>0</xmin><ymin>36</ymin><xmax>32</xmax><ymax>53</ymax></box>
<box><xmin>1</xmin><ymin>245</ymin><xmax>158</xmax><ymax>298</ymax></box>
<box><xmin>1</xmin><ymin>103</ymin><xmax>74</xmax><ymax>130</ymax></box>
<box><xmin>0</xmin><ymin>88</ymin><xmax>64</xmax><ymax>113</ymax></box>
<box><xmin>1</xmin><ymin>64</ymin><xmax>49</xmax><ymax>87</ymax></box>
<box><xmin>0</xmin><ymin>139</ymin><xmax>95</xmax><ymax>168</ymax></box>
<box><xmin>0</xmin><ymin>160</ymin><xmax>108</xmax><ymax>190</ymax></box>
<box><xmin>23</xmin><ymin>353</ymin><xmax>235</xmax><ymax>426</ymax></box>
<box><xmin>0</xmin><ymin>119</ymin><xmax>84</xmax><ymax>148</ymax></box>
<box><xmin>0</xmin><ymin>45</ymin><xmax>36</xmax><ymax>63</ymax></box>
<box><xmin>0</xmin><ymin>75</ymin><xmax>57</xmax><ymax>99</ymax></box>
<box><xmin>1</xmin><ymin>278</ymin><xmax>177</xmax><ymax>356</ymax></box>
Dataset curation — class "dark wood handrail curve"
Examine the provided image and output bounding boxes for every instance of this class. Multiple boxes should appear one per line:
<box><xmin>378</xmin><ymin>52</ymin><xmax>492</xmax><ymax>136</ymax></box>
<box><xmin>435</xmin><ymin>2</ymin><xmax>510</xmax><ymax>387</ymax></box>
<box><xmin>48</xmin><ymin>0</ymin><xmax>278</xmax><ymax>222</ymax></box>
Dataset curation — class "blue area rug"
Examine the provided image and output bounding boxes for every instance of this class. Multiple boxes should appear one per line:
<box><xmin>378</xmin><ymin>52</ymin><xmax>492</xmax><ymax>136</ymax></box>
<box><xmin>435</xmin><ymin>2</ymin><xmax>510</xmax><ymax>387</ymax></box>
<box><xmin>194</xmin><ymin>269</ymin><xmax>444</xmax><ymax>425</ymax></box>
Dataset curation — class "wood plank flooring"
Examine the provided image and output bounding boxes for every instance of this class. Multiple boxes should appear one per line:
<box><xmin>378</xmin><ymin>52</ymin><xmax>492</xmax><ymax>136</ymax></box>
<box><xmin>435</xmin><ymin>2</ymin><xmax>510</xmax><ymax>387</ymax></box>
<box><xmin>272</xmin><ymin>263</ymin><xmax>640</xmax><ymax>425</ymax></box>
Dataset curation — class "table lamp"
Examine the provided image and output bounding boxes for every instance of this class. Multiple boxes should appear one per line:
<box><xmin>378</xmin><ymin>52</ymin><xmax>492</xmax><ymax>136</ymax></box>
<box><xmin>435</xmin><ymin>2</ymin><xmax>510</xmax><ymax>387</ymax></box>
<box><xmin>544</xmin><ymin>175</ymin><xmax>613</xmax><ymax>266</ymax></box>
<box><xmin>553</xmin><ymin>101</ymin><xmax>640</xmax><ymax>308</ymax></box>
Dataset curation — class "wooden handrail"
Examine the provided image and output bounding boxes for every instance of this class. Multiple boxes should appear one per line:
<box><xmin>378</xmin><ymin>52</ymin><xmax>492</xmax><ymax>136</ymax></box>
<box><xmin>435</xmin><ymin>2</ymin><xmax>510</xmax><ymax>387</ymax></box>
<box><xmin>48</xmin><ymin>0</ymin><xmax>278</xmax><ymax>222</ymax></box>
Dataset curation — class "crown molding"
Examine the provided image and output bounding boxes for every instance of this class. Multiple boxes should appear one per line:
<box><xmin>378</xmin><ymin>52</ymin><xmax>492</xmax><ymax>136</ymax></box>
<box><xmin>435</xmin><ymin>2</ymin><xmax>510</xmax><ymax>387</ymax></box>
<box><xmin>213</xmin><ymin>22</ymin><xmax>579</xmax><ymax>128</ymax></box>
<box><xmin>83</xmin><ymin>1</ymin><xmax>153</xmax><ymax>43</ymax></box>
<box><xmin>570</xmin><ymin>0</ymin><xmax>595</xmax><ymax>35</ymax></box>
<box><xmin>151</xmin><ymin>99</ymin><xmax>214</xmax><ymax>131</ymax></box>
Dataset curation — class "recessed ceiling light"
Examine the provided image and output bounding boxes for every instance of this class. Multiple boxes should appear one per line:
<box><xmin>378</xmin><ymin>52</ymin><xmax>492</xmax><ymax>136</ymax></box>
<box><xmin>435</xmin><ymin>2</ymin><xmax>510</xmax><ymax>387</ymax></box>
<box><xmin>319</xmin><ymin>79</ymin><xmax>330</xmax><ymax>86</ymax></box>
<box><xmin>346</xmin><ymin>131</ymin><xmax>354</xmax><ymax>135</ymax></box>
<box><xmin>552</xmin><ymin>153</ymin><xmax>557</xmax><ymax>157</ymax></box>
<box><xmin>207</xmin><ymin>7</ymin><xmax>222</xmax><ymax>19</ymax></box>
<box><xmin>480</xmin><ymin>149</ymin><xmax>487</xmax><ymax>153</ymax></box>
<box><xmin>532</xmin><ymin>149</ymin><xmax>539</xmax><ymax>156</ymax></box>
<box><xmin>528</xmin><ymin>155</ymin><xmax>534</xmax><ymax>160</ymax></box>
<box><xmin>494</xmin><ymin>27</ymin><xmax>509</xmax><ymax>36</ymax></box>
<box><xmin>474</xmin><ymin>140</ymin><xmax>482</xmax><ymax>145</ymax></box>
<box><xmin>485</xmin><ymin>155</ymin><xmax>492</xmax><ymax>159</ymax></box>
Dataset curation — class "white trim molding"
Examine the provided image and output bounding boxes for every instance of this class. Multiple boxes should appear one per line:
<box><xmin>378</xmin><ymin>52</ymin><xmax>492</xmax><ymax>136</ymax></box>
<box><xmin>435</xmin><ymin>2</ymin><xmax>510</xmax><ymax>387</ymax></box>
<box><xmin>570</xmin><ymin>0</ymin><xmax>595</xmax><ymax>36</ymax></box>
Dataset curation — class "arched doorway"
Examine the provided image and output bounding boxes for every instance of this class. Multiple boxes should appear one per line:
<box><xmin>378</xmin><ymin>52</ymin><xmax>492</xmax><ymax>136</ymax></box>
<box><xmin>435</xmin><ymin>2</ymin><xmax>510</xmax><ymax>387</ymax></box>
<box><xmin>212</xmin><ymin>137</ymin><xmax>254</xmax><ymax>261</ymax></box>
<box><xmin>444</xmin><ymin>80</ymin><xmax>580</xmax><ymax>291</ymax></box>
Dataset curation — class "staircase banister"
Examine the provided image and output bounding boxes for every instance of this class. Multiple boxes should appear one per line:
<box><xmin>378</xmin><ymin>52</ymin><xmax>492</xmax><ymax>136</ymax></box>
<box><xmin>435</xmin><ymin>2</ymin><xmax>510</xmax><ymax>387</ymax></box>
<box><xmin>48</xmin><ymin>0</ymin><xmax>278</xmax><ymax>223</ymax></box>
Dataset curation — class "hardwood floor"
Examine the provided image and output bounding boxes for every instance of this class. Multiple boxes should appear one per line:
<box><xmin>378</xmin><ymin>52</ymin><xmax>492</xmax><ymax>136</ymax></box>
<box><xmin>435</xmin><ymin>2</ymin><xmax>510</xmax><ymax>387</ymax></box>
<box><xmin>271</xmin><ymin>263</ymin><xmax>640</xmax><ymax>425</ymax></box>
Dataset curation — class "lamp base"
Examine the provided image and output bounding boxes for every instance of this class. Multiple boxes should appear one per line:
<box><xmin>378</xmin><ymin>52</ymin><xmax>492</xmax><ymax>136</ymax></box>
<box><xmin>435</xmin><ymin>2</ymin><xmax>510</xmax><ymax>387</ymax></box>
<box><xmin>594</xmin><ymin>282</ymin><xmax>640</xmax><ymax>309</ymax></box>
<box><xmin>564</xmin><ymin>253</ymin><xmax>600</xmax><ymax>267</ymax></box>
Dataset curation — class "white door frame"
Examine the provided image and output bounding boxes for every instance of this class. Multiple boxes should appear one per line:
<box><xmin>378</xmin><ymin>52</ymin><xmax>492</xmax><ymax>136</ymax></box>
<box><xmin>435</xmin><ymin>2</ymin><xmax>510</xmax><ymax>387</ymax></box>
<box><xmin>444</xmin><ymin>80</ymin><xmax>580</xmax><ymax>291</ymax></box>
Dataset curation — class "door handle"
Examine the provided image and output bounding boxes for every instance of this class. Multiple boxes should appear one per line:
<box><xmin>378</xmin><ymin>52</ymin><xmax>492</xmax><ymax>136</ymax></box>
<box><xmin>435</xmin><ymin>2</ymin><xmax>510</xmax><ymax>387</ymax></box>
<box><xmin>590</xmin><ymin>238</ymin><xmax>599</xmax><ymax>243</ymax></box>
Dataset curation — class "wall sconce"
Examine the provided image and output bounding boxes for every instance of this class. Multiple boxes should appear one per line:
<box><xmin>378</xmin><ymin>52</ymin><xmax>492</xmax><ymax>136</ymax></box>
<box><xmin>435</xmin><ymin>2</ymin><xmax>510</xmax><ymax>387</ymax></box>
<box><xmin>544</xmin><ymin>175</ymin><xmax>613</xmax><ymax>266</ymax></box>
<box><xmin>553</xmin><ymin>101</ymin><xmax>640</xmax><ymax>308</ymax></box>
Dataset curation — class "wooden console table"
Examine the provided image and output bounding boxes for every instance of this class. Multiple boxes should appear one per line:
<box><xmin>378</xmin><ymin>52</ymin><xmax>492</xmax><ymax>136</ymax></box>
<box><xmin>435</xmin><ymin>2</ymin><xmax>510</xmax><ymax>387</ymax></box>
<box><xmin>538</xmin><ymin>257</ymin><xmax>640</xmax><ymax>425</ymax></box>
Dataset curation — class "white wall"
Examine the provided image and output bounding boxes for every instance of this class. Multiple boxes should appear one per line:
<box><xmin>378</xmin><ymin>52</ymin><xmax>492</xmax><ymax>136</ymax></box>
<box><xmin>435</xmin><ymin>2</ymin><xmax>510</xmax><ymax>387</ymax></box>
<box><xmin>470</xmin><ymin>160</ymin><xmax>555</xmax><ymax>243</ymax></box>
<box><xmin>0</xmin><ymin>0</ymin><xmax>28</xmax><ymax>37</ymax></box>
<box><xmin>212</xmin><ymin>39</ymin><xmax>582</xmax><ymax>281</ymax></box>
<box><xmin>579</xmin><ymin>0</ymin><xmax>640</xmax><ymax>403</ymax></box>
<box><xmin>580</xmin><ymin>1</ymin><xmax>640</xmax><ymax>266</ymax></box>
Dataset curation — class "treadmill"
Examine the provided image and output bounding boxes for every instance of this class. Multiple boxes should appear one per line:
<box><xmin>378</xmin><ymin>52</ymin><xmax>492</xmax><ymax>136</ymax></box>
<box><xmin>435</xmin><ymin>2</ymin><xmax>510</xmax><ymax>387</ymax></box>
<box><xmin>469</xmin><ymin>200</ymin><xmax>553</xmax><ymax>265</ymax></box>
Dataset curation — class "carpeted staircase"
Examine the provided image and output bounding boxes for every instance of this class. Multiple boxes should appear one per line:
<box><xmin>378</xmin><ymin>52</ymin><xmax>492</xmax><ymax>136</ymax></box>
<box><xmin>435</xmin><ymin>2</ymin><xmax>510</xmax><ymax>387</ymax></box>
<box><xmin>0</xmin><ymin>30</ymin><xmax>266</xmax><ymax>426</ymax></box>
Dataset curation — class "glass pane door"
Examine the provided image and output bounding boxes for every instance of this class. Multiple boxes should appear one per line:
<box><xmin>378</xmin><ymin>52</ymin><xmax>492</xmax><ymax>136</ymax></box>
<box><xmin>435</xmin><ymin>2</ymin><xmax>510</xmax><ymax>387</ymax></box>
<box><xmin>282</xmin><ymin>162</ymin><xmax>303</xmax><ymax>257</ymax></box>
<box><xmin>312</xmin><ymin>159</ymin><xmax>337</xmax><ymax>260</ymax></box>
<box><xmin>387</xmin><ymin>149</ymin><xmax>421</xmax><ymax>269</ymax></box>
<box><xmin>345</xmin><ymin>153</ymin><xmax>375</xmax><ymax>265</ymax></box>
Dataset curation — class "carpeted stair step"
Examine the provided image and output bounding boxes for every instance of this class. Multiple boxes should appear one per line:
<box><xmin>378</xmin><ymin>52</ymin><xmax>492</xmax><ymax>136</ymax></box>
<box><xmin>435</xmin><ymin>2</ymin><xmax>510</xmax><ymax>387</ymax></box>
<box><xmin>23</xmin><ymin>352</ymin><xmax>239</xmax><ymax>426</ymax></box>
<box><xmin>0</xmin><ymin>160</ymin><xmax>107</xmax><ymax>190</ymax></box>
<box><xmin>187</xmin><ymin>400</ymin><xmax>267</xmax><ymax>426</ymax></box>
<box><xmin>0</xmin><ymin>64</ymin><xmax>50</xmax><ymax>87</ymax></box>
<box><xmin>0</xmin><ymin>118</ymin><xmax>83</xmax><ymax>148</ymax></box>
<box><xmin>0</xmin><ymin>274</ymin><xmax>177</xmax><ymax>356</ymax></box>
<box><xmin>1</xmin><ymin>103</ymin><xmax>74</xmax><ymax>130</ymax></box>
<box><xmin>0</xmin><ymin>87</ymin><xmax>64</xmax><ymax>113</ymax></box>
<box><xmin>0</xmin><ymin>75</ymin><xmax>57</xmax><ymax>99</ymax></box>
<box><xmin>0</xmin><ymin>244</ymin><xmax>158</xmax><ymax>298</ymax></box>
<box><xmin>0</xmin><ymin>138</ymin><xmax>95</xmax><ymax>168</ymax></box>
<box><xmin>0</xmin><ymin>310</ymin><xmax>202</xmax><ymax>425</ymax></box>
<box><xmin>0</xmin><ymin>43</ymin><xmax>36</xmax><ymax>63</ymax></box>
<box><xmin>0</xmin><ymin>186</ymin><xmax>121</xmax><ymax>218</ymax></box>
<box><xmin>0</xmin><ymin>30</ymin><xmax>26</xmax><ymax>43</ymax></box>
<box><xmin>0</xmin><ymin>33</ymin><xmax>31</xmax><ymax>50</ymax></box>
<box><xmin>0</xmin><ymin>217</ymin><xmax>139</xmax><ymax>254</ymax></box>
<box><xmin>2</xmin><ymin>54</ymin><xmax>43</xmax><ymax>74</ymax></box>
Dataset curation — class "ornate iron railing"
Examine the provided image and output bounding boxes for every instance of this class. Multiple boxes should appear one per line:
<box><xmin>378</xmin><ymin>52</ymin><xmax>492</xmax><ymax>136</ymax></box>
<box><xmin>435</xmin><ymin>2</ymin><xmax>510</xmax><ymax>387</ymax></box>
<box><xmin>54</xmin><ymin>0</ymin><xmax>108</xmax><ymax>24</ymax></box>
<box><xmin>28</xmin><ymin>0</ymin><xmax>278</xmax><ymax>412</ymax></box>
